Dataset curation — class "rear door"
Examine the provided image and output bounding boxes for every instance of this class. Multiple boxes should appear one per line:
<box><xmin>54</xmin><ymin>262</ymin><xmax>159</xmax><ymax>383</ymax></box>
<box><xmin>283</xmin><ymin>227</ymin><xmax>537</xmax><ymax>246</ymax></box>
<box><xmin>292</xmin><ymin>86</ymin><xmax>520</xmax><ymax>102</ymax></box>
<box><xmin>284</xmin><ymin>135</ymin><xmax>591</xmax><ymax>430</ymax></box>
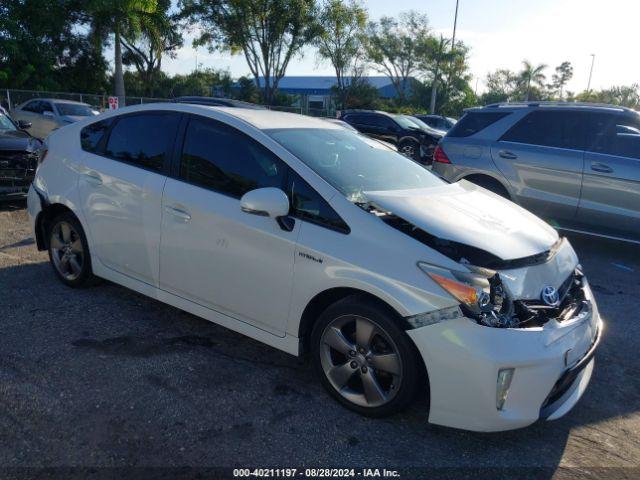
<box><xmin>577</xmin><ymin>112</ymin><xmax>640</xmax><ymax>239</ymax></box>
<box><xmin>78</xmin><ymin>111</ymin><xmax>181</xmax><ymax>286</ymax></box>
<box><xmin>159</xmin><ymin>114</ymin><xmax>299</xmax><ymax>335</ymax></box>
<box><xmin>491</xmin><ymin>110</ymin><xmax>588</xmax><ymax>223</ymax></box>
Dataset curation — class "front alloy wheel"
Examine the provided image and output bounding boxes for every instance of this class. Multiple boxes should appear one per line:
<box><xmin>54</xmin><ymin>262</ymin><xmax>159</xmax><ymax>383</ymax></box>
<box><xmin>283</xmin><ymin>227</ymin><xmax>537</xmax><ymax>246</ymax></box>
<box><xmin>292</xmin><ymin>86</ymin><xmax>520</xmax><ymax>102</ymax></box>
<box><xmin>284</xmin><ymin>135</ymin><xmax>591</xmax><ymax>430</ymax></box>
<box><xmin>311</xmin><ymin>296</ymin><xmax>422</xmax><ymax>417</ymax></box>
<box><xmin>320</xmin><ymin>315</ymin><xmax>403</xmax><ymax>408</ymax></box>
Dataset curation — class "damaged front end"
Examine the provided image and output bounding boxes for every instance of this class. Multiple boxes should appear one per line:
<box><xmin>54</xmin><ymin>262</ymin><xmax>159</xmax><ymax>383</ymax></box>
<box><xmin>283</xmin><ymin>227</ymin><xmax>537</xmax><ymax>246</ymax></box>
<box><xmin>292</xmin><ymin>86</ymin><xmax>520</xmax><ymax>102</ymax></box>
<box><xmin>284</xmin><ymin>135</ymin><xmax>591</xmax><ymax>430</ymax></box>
<box><xmin>0</xmin><ymin>150</ymin><xmax>39</xmax><ymax>198</ymax></box>
<box><xmin>368</xmin><ymin>205</ymin><xmax>585</xmax><ymax>329</ymax></box>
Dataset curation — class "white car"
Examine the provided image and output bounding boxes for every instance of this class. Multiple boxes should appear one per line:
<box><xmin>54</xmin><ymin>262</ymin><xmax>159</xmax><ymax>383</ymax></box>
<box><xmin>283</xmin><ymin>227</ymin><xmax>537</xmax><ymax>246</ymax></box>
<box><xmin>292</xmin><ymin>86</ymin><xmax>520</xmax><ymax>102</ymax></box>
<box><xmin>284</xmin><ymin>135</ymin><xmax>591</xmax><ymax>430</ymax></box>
<box><xmin>27</xmin><ymin>103</ymin><xmax>602</xmax><ymax>432</ymax></box>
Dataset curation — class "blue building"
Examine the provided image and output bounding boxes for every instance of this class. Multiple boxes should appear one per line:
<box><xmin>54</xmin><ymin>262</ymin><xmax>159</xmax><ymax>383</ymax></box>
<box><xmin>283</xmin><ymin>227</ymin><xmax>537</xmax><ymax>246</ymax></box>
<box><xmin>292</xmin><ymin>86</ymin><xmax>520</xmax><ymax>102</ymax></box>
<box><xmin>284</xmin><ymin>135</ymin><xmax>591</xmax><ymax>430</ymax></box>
<box><xmin>253</xmin><ymin>76</ymin><xmax>414</xmax><ymax>110</ymax></box>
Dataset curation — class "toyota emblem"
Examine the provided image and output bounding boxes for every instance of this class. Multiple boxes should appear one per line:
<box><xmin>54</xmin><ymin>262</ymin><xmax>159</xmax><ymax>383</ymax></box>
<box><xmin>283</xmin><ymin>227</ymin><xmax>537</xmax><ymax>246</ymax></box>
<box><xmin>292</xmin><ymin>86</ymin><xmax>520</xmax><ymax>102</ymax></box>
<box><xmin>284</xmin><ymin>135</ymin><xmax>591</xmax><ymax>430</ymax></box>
<box><xmin>541</xmin><ymin>285</ymin><xmax>560</xmax><ymax>306</ymax></box>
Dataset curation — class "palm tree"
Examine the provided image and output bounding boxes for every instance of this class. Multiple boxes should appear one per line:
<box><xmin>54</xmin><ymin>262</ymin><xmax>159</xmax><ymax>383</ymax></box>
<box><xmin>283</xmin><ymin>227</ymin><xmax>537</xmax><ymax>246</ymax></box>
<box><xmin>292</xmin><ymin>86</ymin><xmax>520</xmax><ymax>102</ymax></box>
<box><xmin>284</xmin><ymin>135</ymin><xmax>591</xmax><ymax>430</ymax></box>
<box><xmin>519</xmin><ymin>60</ymin><xmax>547</xmax><ymax>101</ymax></box>
<box><xmin>87</xmin><ymin>0</ymin><xmax>158</xmax><ymax>102</ymax></box>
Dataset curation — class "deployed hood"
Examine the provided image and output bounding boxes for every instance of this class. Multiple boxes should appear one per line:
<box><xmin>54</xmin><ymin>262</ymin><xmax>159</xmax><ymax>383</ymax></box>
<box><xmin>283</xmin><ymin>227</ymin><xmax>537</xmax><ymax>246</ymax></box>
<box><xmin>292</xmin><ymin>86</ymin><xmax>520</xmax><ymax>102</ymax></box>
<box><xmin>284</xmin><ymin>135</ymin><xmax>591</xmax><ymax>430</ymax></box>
<box><xmin>365</xmin><ymin>180</ymin><xmax>558</xmax><ymax>261</ymax></box>
<box><xmin>0</xmin><ymin>129</ymin><xmax>39</xmax><ymax>152</ymax></box>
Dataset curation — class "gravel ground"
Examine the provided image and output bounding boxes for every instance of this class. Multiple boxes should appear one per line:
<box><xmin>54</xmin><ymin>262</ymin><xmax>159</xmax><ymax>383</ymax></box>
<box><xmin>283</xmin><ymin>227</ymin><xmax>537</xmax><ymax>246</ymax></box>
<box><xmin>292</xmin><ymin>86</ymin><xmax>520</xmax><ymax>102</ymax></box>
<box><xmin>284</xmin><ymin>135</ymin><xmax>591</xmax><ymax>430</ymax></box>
<box><xmin>0</xmin><ymin>200</ymin><xmax>639</xmax><ymax>478</ymax></box>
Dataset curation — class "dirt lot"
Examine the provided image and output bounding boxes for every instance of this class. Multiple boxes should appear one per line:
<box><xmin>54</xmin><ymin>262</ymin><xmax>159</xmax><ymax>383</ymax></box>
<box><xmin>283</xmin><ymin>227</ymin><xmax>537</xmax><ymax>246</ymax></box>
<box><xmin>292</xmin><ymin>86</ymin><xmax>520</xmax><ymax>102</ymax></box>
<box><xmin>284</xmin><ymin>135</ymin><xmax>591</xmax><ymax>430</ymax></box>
<box><xmin>1</xmin><ymin>200</ymin><xmax>639</xmax><ymax>478</ymax></box>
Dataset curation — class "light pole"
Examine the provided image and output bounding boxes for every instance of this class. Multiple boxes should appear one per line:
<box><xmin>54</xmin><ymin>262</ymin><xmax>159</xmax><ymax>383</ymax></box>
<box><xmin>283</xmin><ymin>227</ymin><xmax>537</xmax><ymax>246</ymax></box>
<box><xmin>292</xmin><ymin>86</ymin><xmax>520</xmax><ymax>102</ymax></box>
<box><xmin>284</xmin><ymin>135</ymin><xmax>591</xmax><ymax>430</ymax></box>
<box><xmin>586</xmin><ymin>54</ymin><xmax>595</xmax><ymax>92</ymax></box>
<box><xmin>432</xmin><ymin>0</ymin><xmax>460</xmax><ymax>114</ymax></box>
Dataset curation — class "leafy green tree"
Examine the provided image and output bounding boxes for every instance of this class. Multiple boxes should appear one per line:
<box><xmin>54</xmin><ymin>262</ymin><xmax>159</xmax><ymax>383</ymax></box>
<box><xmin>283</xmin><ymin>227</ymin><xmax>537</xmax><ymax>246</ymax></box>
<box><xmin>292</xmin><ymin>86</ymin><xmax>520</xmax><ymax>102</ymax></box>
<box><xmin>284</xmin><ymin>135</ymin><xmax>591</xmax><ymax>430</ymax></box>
<box><xmin>182</xmin><ymin>0</ymin><xmax>318</xmax><ymax>105</ymax></box>
<box><xmin>574</xmin><ymin>84</ymin><xmax>640</xmax><ymax>109</ymax></box>
<box><xmin>551</xmin><ymin>61</ymin><xmax>573</xmax><ymax>99</ymax></box>
<box><xmin>479</xmin><ymin>68</ymin><xmax>518</xmax><ymax>104</ymax></box>
<box><xmin>518</xmin><ymin>60</ymin><xmax>547</xmax><ymax>101</ymax></box>
<box><xmin>429</xmin><ymin>39</ymin><xmax>472</xmax><ymax>114</ymax></box>
<box><xmin>121</xmin><ymin>0</ymin><xmax>183</xmax><ymax>97</ymax></box>
<box><xmin>87</xmin><ymin>0</ymin><xmax>159</xmax><ymax>100</ymax></box>
<box><xmin>364</xmin><ymin>11</ymin><xmax>430</xmax><ymax>103</ymax></box>
<box><xmin>330</xmin><ymin>77</ymin><xmax>380</xmax><ymax>109</ymax></box>
<box><xmin>314</xmin><ymin>0</ymin><xmax>367</xmax><ymax>109</ymax></box>
<box><xmin>0</xmin><ymin>0</ymin><xmax>108</xmax><ymax>92</ymax></box>
<box><xmin>235</xmin><ymin>76</ymin><xmax>260</xmax><ymax>103</ymax></box>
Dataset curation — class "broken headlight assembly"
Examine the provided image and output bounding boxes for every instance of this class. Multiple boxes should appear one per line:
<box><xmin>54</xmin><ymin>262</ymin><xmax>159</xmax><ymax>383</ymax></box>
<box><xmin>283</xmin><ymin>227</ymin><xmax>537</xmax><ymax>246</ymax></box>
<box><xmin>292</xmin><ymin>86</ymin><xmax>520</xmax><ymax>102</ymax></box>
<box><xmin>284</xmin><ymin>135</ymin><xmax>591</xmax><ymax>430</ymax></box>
<box><xmin>417</xmin><ymin>262</ymin><xmax>517</xmax><ymax>328</ymax></box>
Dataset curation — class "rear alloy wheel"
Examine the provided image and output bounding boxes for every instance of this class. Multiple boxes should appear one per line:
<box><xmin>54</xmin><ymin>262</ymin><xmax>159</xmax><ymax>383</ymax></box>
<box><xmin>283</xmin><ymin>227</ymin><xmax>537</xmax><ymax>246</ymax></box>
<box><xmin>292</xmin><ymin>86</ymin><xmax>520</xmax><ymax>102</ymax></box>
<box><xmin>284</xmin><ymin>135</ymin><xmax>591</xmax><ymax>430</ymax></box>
<box><xmin>48</xmin><ymin>213</ymin><xmax>96</xmax><ymax>287</ymax></box>
<box><xmin>311</xmin><ymin>296</ymin><xmax>421</xmax><ymax>417</ymax></box>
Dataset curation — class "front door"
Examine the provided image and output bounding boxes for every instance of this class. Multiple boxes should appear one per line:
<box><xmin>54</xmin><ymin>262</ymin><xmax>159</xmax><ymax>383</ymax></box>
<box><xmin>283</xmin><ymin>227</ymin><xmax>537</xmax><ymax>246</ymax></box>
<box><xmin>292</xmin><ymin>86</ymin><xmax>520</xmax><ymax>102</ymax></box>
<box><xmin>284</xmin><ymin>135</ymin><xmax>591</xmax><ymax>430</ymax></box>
<box><xmin>78</xmin><ymin>111</ymin><xmax>181</xmax><ymax>286</ymax></box>
<box><xmin>159</xmin><ymin>114</ymin><xmax>299</xmax><ymax>335</ymax></box>
<box><xmin>577</xmin><ymin>112</ymin><xmax>640</xmax><ymax>240</ymax></box>
<box><xmin>491</xmin><ymin>110</ymin><xmax>588</xmax><ymax>224</ymax></box>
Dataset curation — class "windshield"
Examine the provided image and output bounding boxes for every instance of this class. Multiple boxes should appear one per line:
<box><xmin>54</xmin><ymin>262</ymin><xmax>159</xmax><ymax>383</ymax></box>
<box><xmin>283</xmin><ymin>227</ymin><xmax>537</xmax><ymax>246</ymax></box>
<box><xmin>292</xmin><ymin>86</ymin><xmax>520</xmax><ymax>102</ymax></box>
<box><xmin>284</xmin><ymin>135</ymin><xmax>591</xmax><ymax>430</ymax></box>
<box><xmin>267</xmin><ymin>128</ymin><xmax>444</xmax><ymax>203</ymax></box>
<box><xmin>55</xmin><ymin>103</ymin><xmax>93</xmax><ymax>117</ymax></box>
<box><xmin>0</xmin><ymin>113</ymin><xmax>17</xmax><ymax>131</ymax></box>
<box><xmin>393</xmin><ymin>114</ymin><xmax>421</xmax><ymax>130</ymax></box>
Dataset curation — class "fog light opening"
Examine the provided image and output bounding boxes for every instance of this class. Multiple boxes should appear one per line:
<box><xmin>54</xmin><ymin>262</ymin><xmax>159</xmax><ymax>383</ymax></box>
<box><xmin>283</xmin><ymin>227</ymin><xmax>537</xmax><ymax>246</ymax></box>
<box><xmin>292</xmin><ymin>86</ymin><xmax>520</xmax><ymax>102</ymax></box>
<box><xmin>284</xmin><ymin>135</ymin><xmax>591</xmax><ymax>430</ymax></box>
<box><xmin>496</xmin><ymin>368</ymin><xmax>514</xmax><ymax>411</ymax></box>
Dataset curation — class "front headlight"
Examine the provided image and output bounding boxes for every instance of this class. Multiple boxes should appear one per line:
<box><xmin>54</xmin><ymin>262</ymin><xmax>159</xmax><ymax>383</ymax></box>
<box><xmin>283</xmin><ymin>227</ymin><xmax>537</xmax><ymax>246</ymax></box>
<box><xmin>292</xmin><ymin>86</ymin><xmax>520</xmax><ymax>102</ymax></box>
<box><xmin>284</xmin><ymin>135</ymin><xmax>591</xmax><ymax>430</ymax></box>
<box><xmin>417</xmin><ymin>262</ymin><xmax>514</xmax><ymax>326</ymax></box>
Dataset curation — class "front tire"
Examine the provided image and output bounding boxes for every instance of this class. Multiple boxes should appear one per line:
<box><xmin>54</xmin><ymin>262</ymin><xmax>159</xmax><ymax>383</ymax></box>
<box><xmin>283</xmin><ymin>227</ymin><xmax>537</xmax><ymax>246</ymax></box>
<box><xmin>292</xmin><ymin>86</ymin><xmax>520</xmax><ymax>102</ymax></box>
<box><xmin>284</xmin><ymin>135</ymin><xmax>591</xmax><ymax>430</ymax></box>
<box><xmin>311</xmin><ymin>295</ymin><xmax>421</xmax><ymax>417</ymax></box>
<box><xmin>47</xmin><ymin>212</ymin><xmax>96</xmax><ymax>288</ymax></box>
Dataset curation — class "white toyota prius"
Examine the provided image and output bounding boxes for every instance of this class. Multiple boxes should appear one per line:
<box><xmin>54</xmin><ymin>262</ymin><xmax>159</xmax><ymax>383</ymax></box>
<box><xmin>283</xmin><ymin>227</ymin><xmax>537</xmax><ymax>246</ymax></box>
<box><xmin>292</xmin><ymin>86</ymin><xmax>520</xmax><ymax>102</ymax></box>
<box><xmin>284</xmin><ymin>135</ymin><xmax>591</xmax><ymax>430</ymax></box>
<box><xmin>27</xmin><ymin>103</ymin><xmax>602</xmax><ymax>432</ymax></box>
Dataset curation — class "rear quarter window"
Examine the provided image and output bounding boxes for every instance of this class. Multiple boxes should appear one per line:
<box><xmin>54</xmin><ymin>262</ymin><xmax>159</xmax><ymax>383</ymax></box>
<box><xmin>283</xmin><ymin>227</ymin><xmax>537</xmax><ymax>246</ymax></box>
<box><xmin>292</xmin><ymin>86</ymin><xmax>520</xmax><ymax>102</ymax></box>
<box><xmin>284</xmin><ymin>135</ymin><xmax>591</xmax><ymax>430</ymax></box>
<box><xmin>447</xmin><ymin>111</ymin><xmax>511</xmax><ymax>137</ymax></box>
<box><xmin>80</xmin><ymin>118</ymin><xmax>113</xmax><ymax>153</ymax></box>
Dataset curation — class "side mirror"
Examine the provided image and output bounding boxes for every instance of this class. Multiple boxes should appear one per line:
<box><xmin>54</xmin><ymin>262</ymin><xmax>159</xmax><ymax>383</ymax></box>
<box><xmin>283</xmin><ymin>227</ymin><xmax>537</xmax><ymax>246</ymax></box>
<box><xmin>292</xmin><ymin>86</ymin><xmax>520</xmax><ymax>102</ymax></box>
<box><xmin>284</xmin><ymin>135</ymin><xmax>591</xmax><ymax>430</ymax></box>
<box><xmin>17</xmin><ymin>120</ymin><xmax>32</xmax><ymax>130</ymax></box>
<box><xmin>43</xmin><ymin>111</ymin><xmax>55</xmax><ymax>118</ymax></box>
<box><xmin>240</xmin><ymin>187</ymin><xmax>290</xmax><ymax>218</ymax></box>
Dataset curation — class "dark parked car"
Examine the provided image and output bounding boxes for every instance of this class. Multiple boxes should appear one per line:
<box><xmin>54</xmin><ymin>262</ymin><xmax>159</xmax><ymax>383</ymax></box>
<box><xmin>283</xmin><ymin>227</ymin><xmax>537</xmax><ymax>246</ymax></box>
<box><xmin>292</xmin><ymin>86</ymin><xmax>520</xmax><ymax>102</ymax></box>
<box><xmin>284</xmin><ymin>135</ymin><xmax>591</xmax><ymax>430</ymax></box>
<box><xmin>414</xmin><ymin>114</ymin><xmax>457</xmax><ymax>132</ymax></box>
<box><xmin>340</xmin><ymin>110</ymin><xmax>442</xmax><ymax>163</ymax></box>
<box><xmin>172</xmin><ymin>96</ymin><xmax>266</xmax><ymax>109</ymax></box>
<box><xmin>0</xmin><ymin>112</ymin><xmax>41</xmax><ymax>200</ymax></box>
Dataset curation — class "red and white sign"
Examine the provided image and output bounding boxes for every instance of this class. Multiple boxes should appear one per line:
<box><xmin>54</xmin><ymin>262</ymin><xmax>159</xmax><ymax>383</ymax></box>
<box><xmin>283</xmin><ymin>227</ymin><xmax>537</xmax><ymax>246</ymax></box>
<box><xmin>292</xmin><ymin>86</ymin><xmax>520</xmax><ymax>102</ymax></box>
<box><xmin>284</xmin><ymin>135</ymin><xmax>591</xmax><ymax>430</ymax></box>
<box><xmin>108</xmin><ymin>96</ymin><xmax>119</xmax><ymax>110</ymax></box>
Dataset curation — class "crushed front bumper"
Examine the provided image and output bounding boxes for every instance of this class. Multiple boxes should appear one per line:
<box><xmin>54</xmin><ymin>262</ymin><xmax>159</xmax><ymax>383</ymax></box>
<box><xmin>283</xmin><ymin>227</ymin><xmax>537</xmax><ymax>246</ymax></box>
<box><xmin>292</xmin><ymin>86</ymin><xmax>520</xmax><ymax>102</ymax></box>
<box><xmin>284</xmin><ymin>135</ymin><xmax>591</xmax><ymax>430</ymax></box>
<box><xmin>406</xmin><ymin>282</ymin><xmax>601</xmax><ymax>432</ymax></box>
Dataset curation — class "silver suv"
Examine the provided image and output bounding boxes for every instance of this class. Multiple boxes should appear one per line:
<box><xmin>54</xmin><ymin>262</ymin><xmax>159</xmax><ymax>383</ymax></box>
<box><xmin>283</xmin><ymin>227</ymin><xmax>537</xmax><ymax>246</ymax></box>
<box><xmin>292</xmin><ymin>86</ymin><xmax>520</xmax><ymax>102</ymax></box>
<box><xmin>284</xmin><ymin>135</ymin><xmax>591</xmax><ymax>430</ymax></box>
<box><xmin>432</xmin><ymin>102</ymin><xmax>640</xmax><ymax>243</ymax></box>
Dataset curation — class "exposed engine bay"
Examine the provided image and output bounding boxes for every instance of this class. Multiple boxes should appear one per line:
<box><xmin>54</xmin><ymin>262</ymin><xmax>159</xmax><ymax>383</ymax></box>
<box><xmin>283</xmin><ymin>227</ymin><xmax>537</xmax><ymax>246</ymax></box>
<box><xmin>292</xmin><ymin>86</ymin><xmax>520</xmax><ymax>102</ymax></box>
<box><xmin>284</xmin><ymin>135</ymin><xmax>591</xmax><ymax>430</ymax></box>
<box><xmin>364</xmin><ymin>204</ymin><xmax>587</xmax><ymax>329</ymax></box>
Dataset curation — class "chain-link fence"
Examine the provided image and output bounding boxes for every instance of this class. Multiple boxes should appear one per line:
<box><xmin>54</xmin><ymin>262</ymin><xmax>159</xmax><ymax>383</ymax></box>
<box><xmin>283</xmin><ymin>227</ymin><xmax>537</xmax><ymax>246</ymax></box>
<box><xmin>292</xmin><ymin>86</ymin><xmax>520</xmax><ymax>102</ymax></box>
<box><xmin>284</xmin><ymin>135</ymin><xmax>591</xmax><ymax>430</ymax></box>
<box><xmin>1</xmin><ymin>88</ymin><xmax>336</xmax><ymax>117</ymax></box>
<box><xmin>0</xmin><ymin>89</ymin><xmax>172</xmax><ymax>112</ymax></box>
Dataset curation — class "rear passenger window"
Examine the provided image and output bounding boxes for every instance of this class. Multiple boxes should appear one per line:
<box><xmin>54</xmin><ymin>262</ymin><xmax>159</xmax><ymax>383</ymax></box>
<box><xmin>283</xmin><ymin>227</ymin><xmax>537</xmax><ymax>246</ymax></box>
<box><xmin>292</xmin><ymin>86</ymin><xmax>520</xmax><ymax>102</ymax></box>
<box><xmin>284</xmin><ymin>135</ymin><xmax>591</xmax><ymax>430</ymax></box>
<box><xmin>501</xmin><ymin>111</ymin><xmax>587</xmax><ymax>150</ymax></box>
<box><xmin>104</xmin><ymin>113</ymin><xmax>179</xmax><ymax>172</ymax></box>
<box><xmin>448</xmin><ymin>112</ymin><xmax>510</xmax><ymax>137</ymax></box>
<box><xmin>179</xmin><ymin>116</ymin><xmax>287</xmax><ymax>198</ymax></box>
<box><xmin>588</xmin><ymin>113</ymin><xmax>640</xmax><ymax>159</ymax></box>
<box><xmin>81</xmin><ymin>118</ymin><xmax>113</xmax><ymax>153</ymax></box>
<box><xmin>287</xmin><ymin>170</ymin><xmax>349</xmax><ymax>233</ymax></box>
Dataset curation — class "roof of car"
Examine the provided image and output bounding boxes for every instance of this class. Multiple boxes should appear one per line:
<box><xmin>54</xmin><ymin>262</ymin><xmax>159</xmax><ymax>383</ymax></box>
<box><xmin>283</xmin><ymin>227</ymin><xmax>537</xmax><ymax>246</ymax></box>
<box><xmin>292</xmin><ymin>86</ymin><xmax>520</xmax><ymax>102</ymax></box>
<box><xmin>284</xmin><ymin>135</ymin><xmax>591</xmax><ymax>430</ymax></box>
<box><xmin>474</xmin><ymin>101</ymin><xmax>635</xmax><ymax>114</ymax></box>
<box><xmin>205</xmin><ymin>106</ymin><xmax>343</xmax><ymax>130</ymax></box>
<box><xmin>24</xmin><ymin>98</ymin><xmax>89</xmax><ymax>105</ymax></box>
<box><xmin>172</xmin><ymin>96</ymin><xmax>266</xmax><ymax>109</ymax></box>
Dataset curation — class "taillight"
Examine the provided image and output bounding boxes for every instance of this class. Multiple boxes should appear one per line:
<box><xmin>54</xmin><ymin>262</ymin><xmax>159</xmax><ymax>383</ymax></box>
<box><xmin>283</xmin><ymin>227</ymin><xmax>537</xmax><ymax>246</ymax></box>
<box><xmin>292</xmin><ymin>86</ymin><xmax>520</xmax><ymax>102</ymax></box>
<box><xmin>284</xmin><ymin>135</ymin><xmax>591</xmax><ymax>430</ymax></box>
<box><xmin>433</xmin><ymin>145</ymin><xmax>451</xmax><ymax>164</ymax></box>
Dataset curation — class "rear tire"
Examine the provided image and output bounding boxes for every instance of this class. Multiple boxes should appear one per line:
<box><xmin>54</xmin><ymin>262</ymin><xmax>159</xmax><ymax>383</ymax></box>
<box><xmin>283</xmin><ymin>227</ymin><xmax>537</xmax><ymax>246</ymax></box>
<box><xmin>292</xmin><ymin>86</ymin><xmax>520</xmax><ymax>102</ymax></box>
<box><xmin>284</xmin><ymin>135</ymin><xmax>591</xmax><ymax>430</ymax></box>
<box><xmin>47</xmin><ymin>212</ymin><xmax>97</xmax><ymax>288</ymax></box>
<box><xmin>310</xmin><ymin>295</ymin><xmax>421</xmax><ymax>417</ymax></box>
<box><xmin>398</xmin><ymin>140</ymin><xmax>421</xmax><ymax>162</ymax></box>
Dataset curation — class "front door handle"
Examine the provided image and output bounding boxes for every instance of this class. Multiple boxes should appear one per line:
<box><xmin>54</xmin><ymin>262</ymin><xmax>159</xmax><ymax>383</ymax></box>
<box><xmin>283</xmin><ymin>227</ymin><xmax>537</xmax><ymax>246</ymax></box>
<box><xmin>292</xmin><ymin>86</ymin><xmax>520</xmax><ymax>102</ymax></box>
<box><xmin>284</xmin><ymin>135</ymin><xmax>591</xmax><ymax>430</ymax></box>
<box><xmin>82</xmin><ymin>172</ymin><xmax>102</xmax><ymax>186</ymax></box>
<box><xmin>591</xmin><ymin>162</ymin><xmax>613</xmax><ymax>174</ymax></box>
<box><xmin>498</xmin><ymin>150</ymin><xmax>518</xmax><ymax>160</ymax></box>
<box><xmin>164</xmin><ymin>206</ymin><xmax>191</xmax><ymax>222</ymax></box>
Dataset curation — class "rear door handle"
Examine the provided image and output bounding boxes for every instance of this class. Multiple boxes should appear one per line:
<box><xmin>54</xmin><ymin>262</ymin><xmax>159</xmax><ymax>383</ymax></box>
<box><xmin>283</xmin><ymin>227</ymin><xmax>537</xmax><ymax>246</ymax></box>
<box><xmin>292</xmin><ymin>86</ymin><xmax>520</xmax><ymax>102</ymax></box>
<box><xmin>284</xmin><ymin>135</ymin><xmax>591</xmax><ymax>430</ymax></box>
<box><xmin>82</xmin><ymin>172</ymin><xmax>102</xmax><ymax>186</ymax></box>
<box><xmin>591</xmin><ymin>162</ymin><xmax>613</xmax><ymax>174</ymax></box>
<box><xmin>498</xmin><ymin>150</ymin><xmax>517</xmax><ymax>160</ymax></box>
<box><xmin>164</xmin><ymin>206</ymin><xmax>191</xmax><ymax>222</ymax></box>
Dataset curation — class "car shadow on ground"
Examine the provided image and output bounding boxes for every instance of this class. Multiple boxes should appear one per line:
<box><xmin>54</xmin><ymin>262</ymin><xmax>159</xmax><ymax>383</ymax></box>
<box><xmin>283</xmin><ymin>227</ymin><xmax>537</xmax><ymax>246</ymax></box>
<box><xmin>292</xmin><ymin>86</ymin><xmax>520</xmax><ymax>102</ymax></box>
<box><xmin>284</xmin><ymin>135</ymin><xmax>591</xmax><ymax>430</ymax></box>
<box><xmin>1</xmin><ymin>254</ymin><xmax>638</xmax><ymax>472</ymax></box>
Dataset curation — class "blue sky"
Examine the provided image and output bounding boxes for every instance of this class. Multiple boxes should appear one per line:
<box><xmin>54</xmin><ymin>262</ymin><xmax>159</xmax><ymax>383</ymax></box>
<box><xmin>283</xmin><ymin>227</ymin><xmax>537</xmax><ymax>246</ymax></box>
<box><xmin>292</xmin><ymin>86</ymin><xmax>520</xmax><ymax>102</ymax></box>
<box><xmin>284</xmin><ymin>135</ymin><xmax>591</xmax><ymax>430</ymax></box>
<box><xmin>161</xmin><ymin>0</ymin><xmax>639</xmax><ymax>93</ymax></box>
